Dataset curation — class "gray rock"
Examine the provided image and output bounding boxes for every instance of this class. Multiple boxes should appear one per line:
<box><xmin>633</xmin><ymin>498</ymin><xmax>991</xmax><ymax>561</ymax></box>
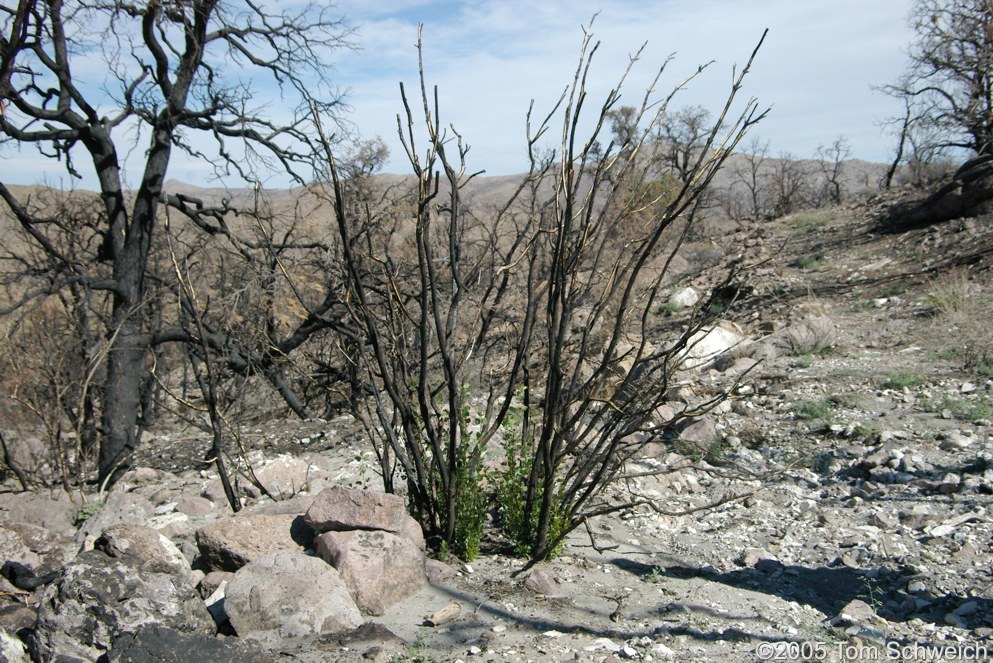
<box><xmin>194</xmin><ymin>513</ymin><xmax>312</xmax><ymax>572</ymax></box>
<box><xmin>945</xmin><ymin>612</ymin><xmax>968</xmax><ymax>628</ymax></box>
<box><xmin>954</xmin><ymin>600</ymin><xmax>979</xmax><ymax>616</ymax></box>
<box><xmin>0</xmin><ymin>528</ymin><xmax>41</xmax><ymax>573</ymax></box>
<box><xmin>678</xmin><ymin>417</ymin><xmax>719</xmax><ymax>453</ymax></box>
<box><xmin>201</xmin><ymin>479</ymin><xmax>236</xmax><ymax>507</ymax></box>
<box><xmin>668</xmin><ymin>287</ymin><xmax>699</xmax><ymax>309</ymax></box>
<box><xmin>426</xmin><ymin>558</ymin><xmax>458</xmax><ymax>584</ymax></box>
<box><xmin>314</xmin><ymin>529</ymin><xmax>426</xmax><ymax>615</ymax></box>
<box><xmin>677</xmin><ymin>322</ymin><xmax>748</xmax><ymax>371</ymax></box>
<box><xmin>244</xmin><ymin>455</ymin><xmax>317</xmax><ymax>500</ymax></box>
<box><xmin>334</xmin><ymin>623</ymin><xmax>408</xmax><ymax>661</ymax></box>
<box><xmin>0</xmin><ymin>628</ymin><xmax>28</xmax><ymax>663</ymax></box>
<box><xmin>0</xmin><ymin>522</ymin><xmax>67</xmax><ymax>575</ymax></box>
<box><xmin>524</xmin><ymin>568</ymin><xmax>559</xmax><ymax>595</ymax></box>
<box><xmin>115</xmin><ymin>467</ymin><xmax>179</xmax><ymax>490</ymax></box>
<box><xmin>106</xmin><ymin>625</ymin><xmax>268</xmax><ymax>663</ymax></box>
<box><xmin>898</xmin><ymin>509</ymin><xmax>940</xmax><ymax>531</ymax></box>
<box><xmin>197</xmin><ymin>570</ymin><xmax>234</xmax><ymax>600</ymax></box>
<box><xmin>401</xmin><ymin>516</ymin><xmax>426</xmax><ymax>550</ymax></box>
<box><xmin>939</xmin><ymin>431</ymin><xmax>974</xmax><ymax>451</ymax></box>
<box><xmin>245</xmin><ymin>494</ymin><xmax>316</xmax><ymax>516</ymax></box>
<box><xmin>95</xmin><ymin>525</ymin><xmax>198</xmax><ymax>584</ymax></box>
<box><xmin>75</xmin><ymin>492</ymin><xmax>156</xmax><ymax>544</ymax></box>
<box><xmin>0</xmin><ymin>603</ymin><xmax>37</xmax><ymax>635</ymax></box>
<box><xmin>304</xmin><ymin>485</ymin><xmax>407</xmax><ymax>534</ymax></box>
<box><xmin>737</xmin><ymin>548</ymin><xmax>777</xmax><ymax>568</ymax></box>
<box><xmin>0</xmin><ymin>491</ymin><xmax>75</xmax><ymax>538</ymax></box>
<box><xmin>869</xmin><ymin>511</ymin><xmax>898</xmax><ymax>529</ymax></box>
<box><xmin>755</xmin><ymin>558</ymin><xmax>785</xmax><ymax>573</ymax></box>
<box><xmin>174</xmin><ymin>496</ymin><xmax>214</xmax><ymax>518</ymax></box>
<box><xmin>224</xmin><ymin>550</ymin><xmax>362</xmax><ymax>643</ymax></box>
<box><xmin>831</xmin><ymin>599</ymin><xmax>877</xmax><ymax>627</ymax></box>
<box><xmin>31</xmin><ymin>527</ymin><xmax>213</xmax><ymax>662</ymax></box>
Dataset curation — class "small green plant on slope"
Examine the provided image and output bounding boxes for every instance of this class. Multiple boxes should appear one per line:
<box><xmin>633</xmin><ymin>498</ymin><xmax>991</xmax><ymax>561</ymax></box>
<box><xmin>495</xmin><ymin>388</ymin><xmax>569</xmax><ymax>558</ymax></box>
<box><xmin>926</xmin><ymin>269</ymin><xmax>993</xmax><ymax>374</ymax></box>
<box><xmin>920</xmin><ymin>395</ymin><xmax>993</xmax><ymax>422</ymax></box>
<box><xmin>792</xmin><ymin>251</ymin><xmax>826</xmax><ymax>271</ymax></box>
<box><xmin>882</xmin><ymin>371</ymin><xmax>926</xmax><ymax>390</ymax></box>
<box><xmin>72</xmin><ymin>500</ymin><xmax>103</xmax><ymax>528</ymax></box>
<box><xmin>790</xmin><ymin>210</ymin><xmax>835</xmax><ymax>235</ymax></box>
<box><xmin>795</xmin><ymin>398</ymin><xmax>835</xmax><ymax>423</ymax></box>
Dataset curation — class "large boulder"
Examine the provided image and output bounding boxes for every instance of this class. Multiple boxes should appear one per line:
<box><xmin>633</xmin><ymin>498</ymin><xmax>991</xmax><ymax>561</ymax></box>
<box><xmin>304</xmin><ymin>486</ymin><xmax>407</xmax><ymax>534</ymax></box>
<box><xmin>766</xmin><ymin>316</ymin><xmax>837</xmax><ymax>356</ymax></box>
<box><xmin>676</xmin><ymin>321</ymin><xmax>749</xmax><ymax>371</ymax></box>
<box><xmin>0</xmin><ymin>490</ymin><xmax>75</xmax><ymax>538</ymax></box>
<box><xmin>31</xmin><ymin>526</ymin><xmax>213</xmax><ymax>662</ymax></box>
<box><xmin>194</xmin><ymin>513</ymin><xmax>313</xmax><ymax>573</ymax></box>
<box><xmin>223</xmin><ymin>550</ymin><xmax>362</xmax><ymax>644</ymax></box>
<box><xmin>0</xmin><ymin>598</ymin><xmax>37</xmax><ymax>636</ymax></box>
<box><xmin>95</xmin><ymin>525</ymin><xmax>198</xmax><ymax>583</ymax></box>
<box><xmin>245</xmin><ymin>455</ymin><xmax>317</xmax><ymax>500</ymax></box>
<box><xmin>6</xmin><ymin>522</ymin><xmax>68</xmax><ymax>568</ymax></box>
<box><xmin>314</xmin><ymin>529</ymin><xmax>426</xmax><ymax>615</ymax></box>
<box><xmin>677</xmin><ymin>416</ymin><xmax>720</xmax><ymax>455</ymax></box>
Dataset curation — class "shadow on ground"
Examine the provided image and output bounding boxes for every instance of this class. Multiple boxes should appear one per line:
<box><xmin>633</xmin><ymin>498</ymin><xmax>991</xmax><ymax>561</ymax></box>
<box><xmin>610</xmin><ymin>556</ymin><xmax>993</xmax><ymax>633</ymax></box>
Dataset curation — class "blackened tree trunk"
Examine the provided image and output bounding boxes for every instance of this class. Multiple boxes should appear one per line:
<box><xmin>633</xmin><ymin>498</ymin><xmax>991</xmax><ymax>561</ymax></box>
<box><xmin>1</xmin><ymin>0</ymin><xmax>351</xmax><ymax>488</ymax></box>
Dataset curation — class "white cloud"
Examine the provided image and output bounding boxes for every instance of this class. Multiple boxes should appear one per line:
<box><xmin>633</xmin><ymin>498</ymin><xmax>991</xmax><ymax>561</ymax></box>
<box><xmin>334</xmin><ymin>0</ymin><xmax>917</xmax><ymax>175</ymax></box>
<box><xmin>1</xmin><ymin>0</ymin><xmax>917</xmax><ymax>187</ymax></box>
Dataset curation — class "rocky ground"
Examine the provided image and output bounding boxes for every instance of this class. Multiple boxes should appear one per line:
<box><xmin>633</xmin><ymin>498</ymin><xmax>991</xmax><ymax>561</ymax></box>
<box><xmin>3</xmin><ymin>188</ymin><xmax>993</xmax><ymax>662</ymax></box>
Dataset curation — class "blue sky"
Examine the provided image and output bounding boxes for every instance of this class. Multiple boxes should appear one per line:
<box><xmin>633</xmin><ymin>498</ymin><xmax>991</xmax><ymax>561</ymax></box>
<box><xmin>330</xmin><ymin>0</ymin><xmax>916</xmax><ymax>176</ymax></box>
<box><xmin>1</xmin><ymin>0</ymin><xmax>916</xmax><ymax>187</ymax></box>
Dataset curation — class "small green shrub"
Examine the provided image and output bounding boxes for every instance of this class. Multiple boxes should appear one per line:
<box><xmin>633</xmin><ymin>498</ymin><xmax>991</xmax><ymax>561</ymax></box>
<box><xmin>674</xmin><ymin>435</ymin><xmax>731</xmax><ymax>465</ymax></box>
<box><xmin>794</xmin><ymin>398</ymin><xmax>835</xmax><ymax>422</ymax></box>
<box><xmin>446</xmin><ymin>452</ymin><xmax>487</xmax><ymax>562</ymax></box>
<box><xmin>920</xmin><ymin>396</ymin><xmax>993</xmax><ymax>422</ymax></box>
<box><xmin>442</xmin><ymin>395</ymin><xmax>488</xmax><ymax>562</ymax></box>
<box><xmin>391</xmin><ymin>631</ymin><xmax>439</xmax><ymax>663</ymax></box>
<box><xmin>495</xmin><ymin>392</ymin><xmax>569</xmax><ymax>558</ymax></box>
<box><xmin>925</xmin><ymin>270</ymin><xmax>993</xmax><ymax>374</ymax></box>
<box><xmin>790</xmin><ymin>211</ymin><xmax>834</xmax><ymax>234</ymax></box>
<box><xmin>853</xmin><ymin>423</ymin><xmax>880</xmax><ymax>440</ymax></box>
<box><xmin>882</xmin><ymin>371</ymin><xmax>925</xmax><ymax>390</ymax></box>
<box><xmin>792</xmin><ymin>252</ymin><xmax>826</xmax><ymax>271</ymax></box>
<box><xmin>644</xmin><ymin>566</ymin><xmax>666</xmax><ymax>584</ymax></box>
<box><xmin>72</xmin><ymin>500</ymin><xmax>103</xmax><ymax>528</ymax></box>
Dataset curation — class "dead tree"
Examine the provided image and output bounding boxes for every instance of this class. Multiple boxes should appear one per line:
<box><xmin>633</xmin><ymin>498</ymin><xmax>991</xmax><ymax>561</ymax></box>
<box><xmin>0</xmin><ymin>0</ymin><xmax>353</xmax><ymax>487</ymax></box>
<box><xmin>318</xmin><ymin>21</ymin><xmax>768</xmax><ymax>562</ymax></box>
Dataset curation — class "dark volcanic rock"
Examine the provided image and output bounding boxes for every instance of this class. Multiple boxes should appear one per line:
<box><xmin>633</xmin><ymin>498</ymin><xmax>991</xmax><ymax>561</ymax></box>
<box><xmin>106</xmin><ymin>625</ymin><xmax>268</xmax><ymax>663</ymax></box>
<box><xmin>31</xmin><ymin>527</ymin><xmax>213</xmax><ymax>662</ymax></box>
